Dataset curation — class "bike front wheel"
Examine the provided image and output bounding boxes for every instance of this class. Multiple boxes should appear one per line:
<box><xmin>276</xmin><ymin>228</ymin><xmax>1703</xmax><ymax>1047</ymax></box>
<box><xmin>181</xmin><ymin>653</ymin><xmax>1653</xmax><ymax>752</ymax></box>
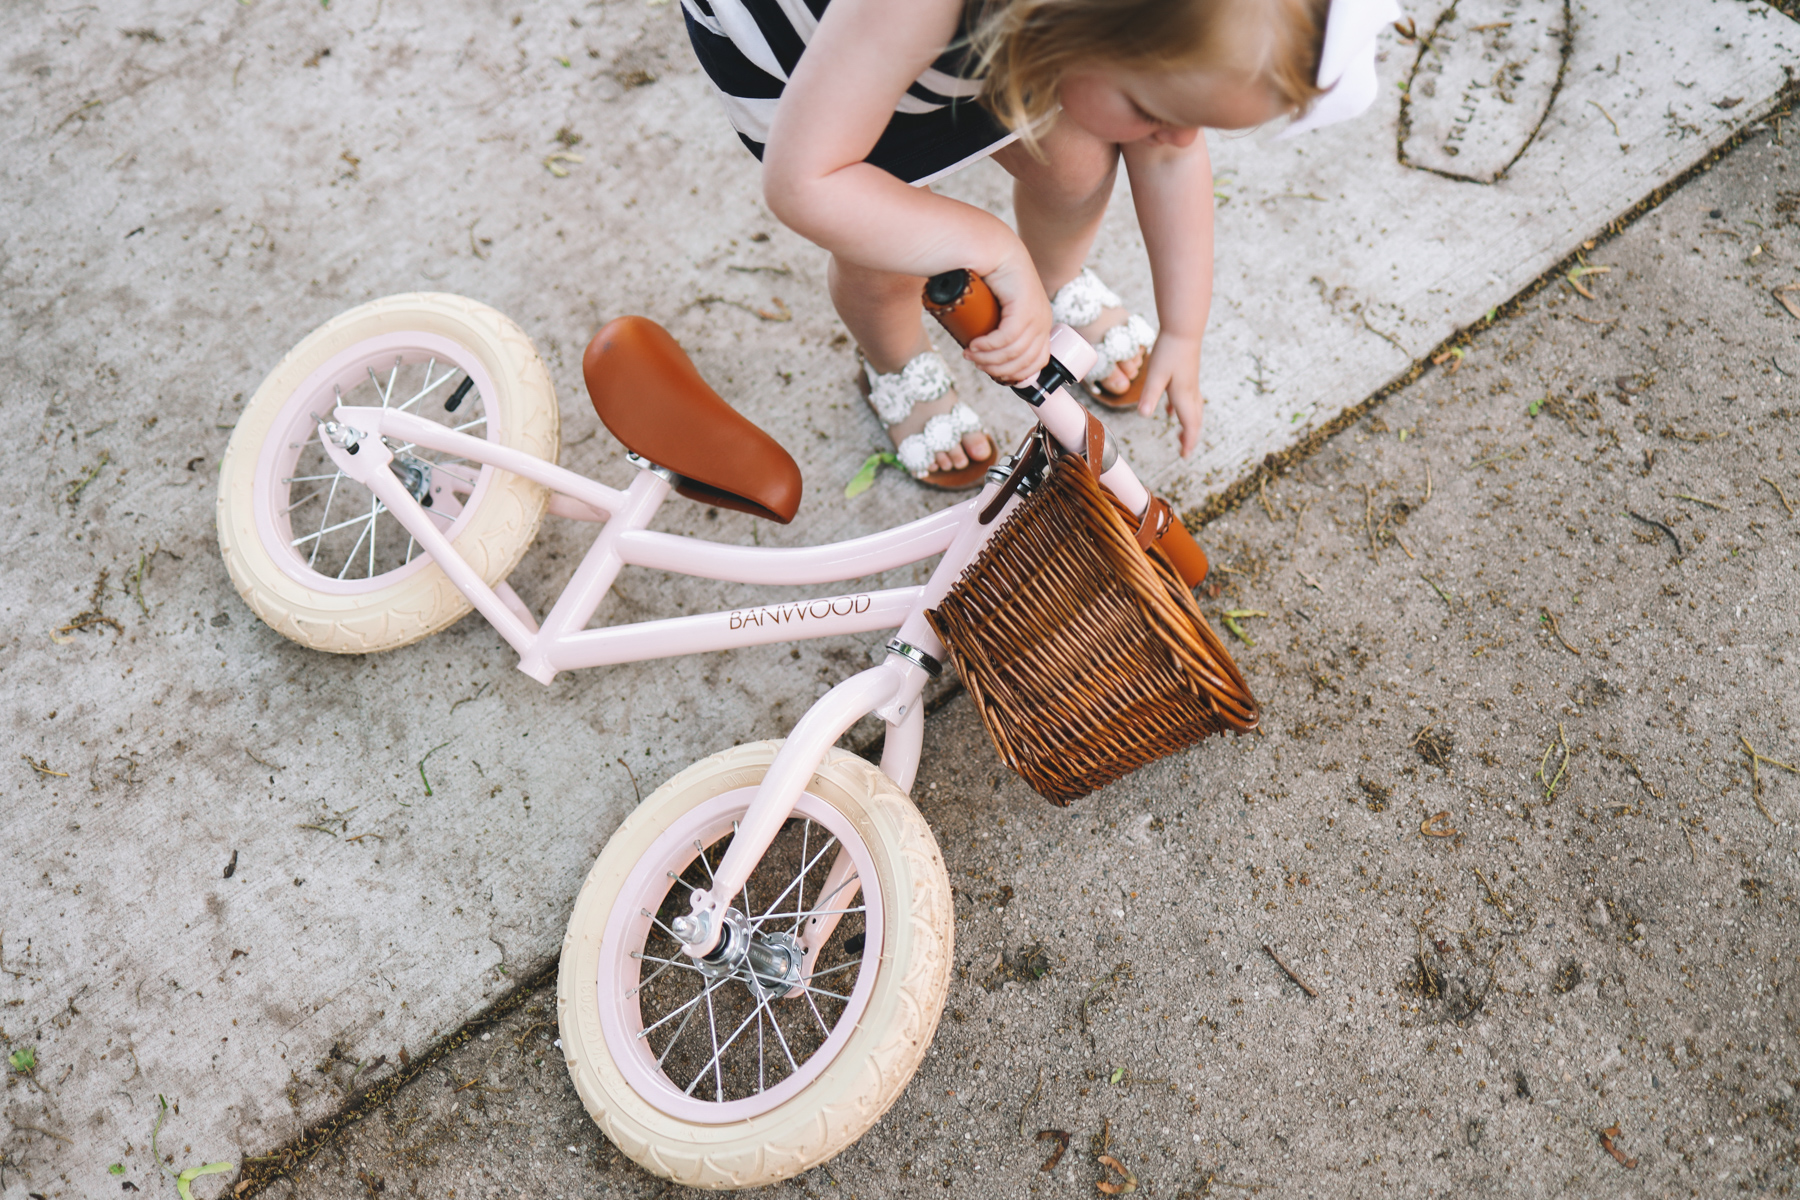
<box><xmin>557</xmin><ymin>741</ymin><xmax>953</xmax><ymax>1189</ymax></box>
<box><xmin>216</xmin><ymin>293</ymin><xmax>559</xmax><ymax>654</ymax></box>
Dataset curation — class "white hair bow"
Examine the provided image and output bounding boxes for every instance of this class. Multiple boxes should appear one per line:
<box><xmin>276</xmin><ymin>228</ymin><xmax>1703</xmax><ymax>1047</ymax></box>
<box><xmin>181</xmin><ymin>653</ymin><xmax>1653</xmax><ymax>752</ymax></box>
<box><xmin>1279</xmin><ymin>0</ymin><xmax>1405</xmax><ymax>138</ymax></box>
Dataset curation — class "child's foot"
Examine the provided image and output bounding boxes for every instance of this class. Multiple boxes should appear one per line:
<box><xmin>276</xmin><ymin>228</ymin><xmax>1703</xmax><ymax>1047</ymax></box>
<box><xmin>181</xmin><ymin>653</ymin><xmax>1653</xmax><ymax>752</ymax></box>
<box><xmin>1050</xmin><ymin>269</ymin><xmax>1158</xmax><ymax>411</ymax></box>
<box><xmin>858</xmin><ymin>350</ymin><xmax>995</xmax><ymax>490</ymax></box>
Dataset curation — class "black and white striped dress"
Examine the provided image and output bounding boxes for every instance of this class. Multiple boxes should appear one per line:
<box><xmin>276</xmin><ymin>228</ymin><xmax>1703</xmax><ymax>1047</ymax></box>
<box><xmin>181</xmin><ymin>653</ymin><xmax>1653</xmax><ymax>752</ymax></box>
<box><xmin>682</xmin><ymin>0</ymin><xmax>1016</xmax><ymax>186</ymax></box>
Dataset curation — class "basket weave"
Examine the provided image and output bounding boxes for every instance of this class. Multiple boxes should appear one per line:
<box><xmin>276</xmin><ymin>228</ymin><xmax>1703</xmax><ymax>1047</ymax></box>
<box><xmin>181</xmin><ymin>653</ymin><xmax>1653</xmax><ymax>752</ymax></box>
<box><xmin>927</xmin><ymin>430</ymin><xmax>1259</xmax><ymax>804</ymax></box>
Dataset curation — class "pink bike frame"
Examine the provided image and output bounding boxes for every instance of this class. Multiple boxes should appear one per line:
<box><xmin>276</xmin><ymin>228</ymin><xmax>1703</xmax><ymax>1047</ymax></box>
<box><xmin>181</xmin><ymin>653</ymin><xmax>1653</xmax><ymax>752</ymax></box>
<box><xmin>318</xmin><ymin>322</ymin><xmax>1132</xmax><ymax>960</ymax></box>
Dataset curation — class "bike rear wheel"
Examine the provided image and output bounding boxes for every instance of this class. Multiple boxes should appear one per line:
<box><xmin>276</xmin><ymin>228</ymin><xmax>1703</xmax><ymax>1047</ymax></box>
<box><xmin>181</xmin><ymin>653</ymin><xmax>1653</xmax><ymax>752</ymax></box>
<box><xmin>216</xmin><ymin>293</ymin><xmax>558</xmax><ymax>653</ymax></box>
<box><xmin>558</xmin><ymin>741</ymin><xmax>952</xmax><ymax>1189</ymax></box>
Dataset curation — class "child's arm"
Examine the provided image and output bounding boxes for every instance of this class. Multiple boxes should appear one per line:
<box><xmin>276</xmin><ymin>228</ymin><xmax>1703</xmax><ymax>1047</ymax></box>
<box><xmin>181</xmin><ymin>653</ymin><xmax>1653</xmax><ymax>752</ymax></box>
<box><xmin>760</xmin><ymin>0</ymin><xmax>1051</xmax><ymax>384</ymax></box>
<box><xmin>1121</xmin><ymin>134</ymin><xmax>1216</xmax><ymax>457</ymax></box>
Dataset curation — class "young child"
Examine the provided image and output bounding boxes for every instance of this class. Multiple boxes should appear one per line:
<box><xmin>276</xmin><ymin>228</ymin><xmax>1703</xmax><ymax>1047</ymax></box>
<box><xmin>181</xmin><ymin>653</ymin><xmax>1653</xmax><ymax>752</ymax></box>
<box><xmin>681</xmin><ymin>0</ymin><xmax>1398</xmax><ymax>486</ymax></box>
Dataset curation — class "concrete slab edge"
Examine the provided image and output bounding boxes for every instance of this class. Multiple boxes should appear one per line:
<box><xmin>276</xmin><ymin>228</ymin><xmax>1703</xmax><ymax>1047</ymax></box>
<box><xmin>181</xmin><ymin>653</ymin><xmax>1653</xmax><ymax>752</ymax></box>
<box><xmin>231</xmin><ymin>958</ymin><xmax>559</xmax><ymax>1195</ymax></box>
<box><xmin>1184</xmin><ymin>74</ymin><xmax>1800</xmax><ymax>528</ymax></box>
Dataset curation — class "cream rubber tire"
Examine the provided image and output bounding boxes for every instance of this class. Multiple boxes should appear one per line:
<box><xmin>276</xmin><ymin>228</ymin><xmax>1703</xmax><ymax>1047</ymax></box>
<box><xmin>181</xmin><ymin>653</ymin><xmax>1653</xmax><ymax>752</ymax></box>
<box><xmin>216</xmin><ymin>293</ymin><xmax>558</xmax><ymax>654</ymax></box>
<box><xmin>557</xmin><ymin>741</ymin><xmax>953</xmax><ymax>1190</ymax></box>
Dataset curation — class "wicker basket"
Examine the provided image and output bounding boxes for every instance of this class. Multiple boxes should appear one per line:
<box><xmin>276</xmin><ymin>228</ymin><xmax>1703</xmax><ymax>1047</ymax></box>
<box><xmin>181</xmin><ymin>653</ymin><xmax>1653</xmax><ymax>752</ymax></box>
<box><xmin>927</xmin><ymin>426</ymin><xmax>1259</xmax><ymax>805</ymax></box>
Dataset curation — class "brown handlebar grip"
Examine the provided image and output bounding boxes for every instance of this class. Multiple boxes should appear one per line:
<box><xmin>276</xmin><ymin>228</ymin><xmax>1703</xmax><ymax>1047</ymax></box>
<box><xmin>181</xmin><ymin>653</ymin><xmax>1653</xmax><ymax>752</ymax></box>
<box><xmin>922</xmin><ymin>269</ymin><xmax>1001</xmax><ymax>349</ymax></box>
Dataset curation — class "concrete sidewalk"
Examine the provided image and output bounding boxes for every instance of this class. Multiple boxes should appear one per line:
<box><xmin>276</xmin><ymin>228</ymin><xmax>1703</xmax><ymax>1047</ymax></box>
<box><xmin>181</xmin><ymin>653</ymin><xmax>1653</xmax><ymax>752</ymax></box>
<box><xmin>258</xmin><ymin>122</ymin><xmax>1800</xmax><ymax>1199</ymax></box>
<box><xmin>1</xmin><ymin>0</ymin><xmax>1795</xmax><ymax>1195</ymax></box>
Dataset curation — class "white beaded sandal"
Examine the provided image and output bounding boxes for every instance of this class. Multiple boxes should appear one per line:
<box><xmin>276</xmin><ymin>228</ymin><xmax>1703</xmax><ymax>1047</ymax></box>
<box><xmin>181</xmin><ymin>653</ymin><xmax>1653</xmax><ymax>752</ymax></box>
<box><xmin>857</xmin><ymin>349</ymin><xmax>995</xmax><ymax>491</ymax></box>
<box><xmin>1050</xmin><ymin>268</ymin><xmax>1159</xmax><ymax>411</ymax></box>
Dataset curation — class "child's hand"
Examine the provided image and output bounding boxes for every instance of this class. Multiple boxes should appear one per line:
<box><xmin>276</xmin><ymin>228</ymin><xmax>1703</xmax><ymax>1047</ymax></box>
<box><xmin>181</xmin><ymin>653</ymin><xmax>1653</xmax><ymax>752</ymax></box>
<box><xmin>1136</xmin><ymin>332</ymin><xmax>1205</xmax><ymax>457</ymax></box>
<box><xmin>962</xmin><ymin>257</ymin><xmax>1052</xmax><ymax>386</ymax></box>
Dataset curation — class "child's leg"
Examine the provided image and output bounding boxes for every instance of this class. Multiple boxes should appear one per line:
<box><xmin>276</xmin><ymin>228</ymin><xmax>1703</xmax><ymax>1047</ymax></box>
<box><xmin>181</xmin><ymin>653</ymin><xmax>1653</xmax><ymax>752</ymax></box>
<box><xmin>829</xmin><ymin>255</ymin><xmax>992</xmax><ymax>475</ymax></box>
<box><xmin>992</xmin><ymin>128</ymin><xmax>1143</xmax><ymax>396</ymax></box>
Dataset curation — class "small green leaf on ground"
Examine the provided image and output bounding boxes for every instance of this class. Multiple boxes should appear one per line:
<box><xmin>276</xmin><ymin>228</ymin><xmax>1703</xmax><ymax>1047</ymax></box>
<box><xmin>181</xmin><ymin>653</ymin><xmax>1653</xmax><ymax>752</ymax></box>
<box><xmin>1109</xmin><ymin>1066</ymin><xmax>1125</xmax><ymax>1084</ymax></box>
<box><xmin>1221</xmin><ymin>609</ymin><xmax>1268</xmax><ymax>647</ymax></box>
<box><xmin>845</xmin><ymin>451</ymin><xmax>902</xmax><ymax>498</ymax></box>
<box><xmin>110</xmin><ymin>1164</ymin><xmax>126</xmax><ymax>1176</ymax></box>
<box><xmin>417</xmin><ymin>740</ymin><xmax>453</xmax><ymax>797</ymax></box>
<box><xmin>176</xmin><ymin>1162</ymin><xmax>234</xmax><ymax>1200</ymax></box>
<box><xmin>8</xmin><ymin>1046</ymin><xmax>34</xmax><ymax>1073</ymax></box>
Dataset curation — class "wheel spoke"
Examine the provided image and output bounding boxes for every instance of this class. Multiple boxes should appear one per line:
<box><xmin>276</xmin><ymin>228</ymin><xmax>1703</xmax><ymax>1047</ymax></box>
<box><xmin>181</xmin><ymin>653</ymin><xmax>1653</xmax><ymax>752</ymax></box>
<box><xmin>753</xmin><ymin>905</ymin><xmax>866</xmax><ymax>923</ymax></box>
<box><xmin>685</xmin><ymin>985</ymin><xmax>780</xmax><ymax>1097</ymax></box>
<box><xmin>803</xmin><ymin>991</ymin><xmax>830</xmax><ymax>1037</ymax></box>
<box><xmin>307</xmin><ymin>471</ymin><xmax>343</xmax><ymax>567</ymax></box>
<box><xmin>452</xmin><ymin>416</ymin><xmax>487</xmax><ymax>433</ymax></box>
<box><xmin>763</xmin><ymin>995</ymin><xmax>801</xmax><ymax>1074</ymax></box>
<box><xmin>753</xmin><ymin>835</ymin><xmax>838</xmax><ymax>927</ymax></box>
<box><xmin>632</xmin><ymin>950</ymin><xmax>708</xmax><ymax>976</ymax></box>
<box><xmin>638</xmin><ymin>971</ymin><xmax>733</xmax><ymax>1040</ymax></box>
<box><xmin>292</xmin><ymin>505</ymin><xmax>380</xmax><ymax>547</ymax></box>
<box><xmin>802</xmin><ymin>958</ymin><xmax>863</xmax><ymax>982</ymax></box>
<box><xmin>654</xmin><ymin>999</ymin><xmax>699</xmax><ymax>1071</ymax></box>
<box><xmin>396</xmin><ymin>361</ymin><xmax>457</xmax><ymax>413</ymax></box>
<box><xmin>280</xmin><ymin>488</ymin><xmax>324</xmax><ymax>515</ymax></box>
<box><xmin>335</xmin><ymin>499</ymin><xmax>379</xmax><ymax>580</ymax></box>
<box><xmin>785</xmin><ymin>980</ymin><xmax>853</xmax><ymax>1003</ymax></box>
<box><xmin>669</xmin><ymin>866</ymin><xmax>710</xmax><ymax>894</ymax></box>
<box><xmin>703</xmin><ymin>987</ymin><xmax>724</xmax><ymax>1101</ymax></box>
<box><xmin>796</xmin><ymin>819</ymin><xmax>810</xmax><ymax>930</ymax></box>
<box><xmin>369</xmin><ymin>364</ymin><xmax>396</xmax><ymax>410</ymax></box>
<box><xmin>813</xmin><ymin>871</ymin><xmax>862</xmax><ymax>912</ymax></box>
<box><xmin>626</xmin><ymin>957</ymin><xmax>676</xmax><ymax>999</ymax></box>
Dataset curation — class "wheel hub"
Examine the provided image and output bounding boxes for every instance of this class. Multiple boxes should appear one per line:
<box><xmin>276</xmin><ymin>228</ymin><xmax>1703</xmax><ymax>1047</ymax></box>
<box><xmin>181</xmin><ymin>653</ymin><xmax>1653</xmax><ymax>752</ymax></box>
<box><xmin>694</xmin><ymin>908</ymin><xmax>804</xmax><ymax>1000</ymax></box>
<box><xmin>389</xmin><ymin>452</ymin><xmax>434</xmax><ymax>506</ymax></box>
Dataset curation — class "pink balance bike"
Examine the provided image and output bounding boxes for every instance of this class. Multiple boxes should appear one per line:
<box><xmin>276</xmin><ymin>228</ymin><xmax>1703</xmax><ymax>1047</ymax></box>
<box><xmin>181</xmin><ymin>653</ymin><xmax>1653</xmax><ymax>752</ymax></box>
<box><xmin>216</xmin><ymin>271</ymin><xmax>1215</xmax><ymax>1189</ymax></box>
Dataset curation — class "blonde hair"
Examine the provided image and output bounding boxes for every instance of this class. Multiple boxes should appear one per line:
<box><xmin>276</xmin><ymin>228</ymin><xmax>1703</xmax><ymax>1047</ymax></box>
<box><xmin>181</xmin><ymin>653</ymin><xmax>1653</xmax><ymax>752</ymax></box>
<box><xmin>967</xmin><ymin>0</ymin><xmax>1329</xmax><ymax>149</ymax></box>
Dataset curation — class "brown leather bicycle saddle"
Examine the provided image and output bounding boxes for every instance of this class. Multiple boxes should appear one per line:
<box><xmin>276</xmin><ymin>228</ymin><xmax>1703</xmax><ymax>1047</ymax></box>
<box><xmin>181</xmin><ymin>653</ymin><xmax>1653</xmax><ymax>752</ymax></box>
<box><xmin>583</xmin><ymin>316</ymin><xmax>803</xmax><ymax>524</ymax></box>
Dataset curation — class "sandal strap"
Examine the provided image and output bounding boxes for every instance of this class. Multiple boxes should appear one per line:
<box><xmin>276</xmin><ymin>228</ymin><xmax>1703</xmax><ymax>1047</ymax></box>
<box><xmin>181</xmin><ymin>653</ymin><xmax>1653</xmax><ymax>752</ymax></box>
<box><xmin>1086</xmin><ymin>313</ymin><xmax>1158</xmax><ymax>384</ymax></box>
<box><xmin>866</xmin><ymin>351</ymin><xmax>953</xmax><ymax>425</ymax></box>
<box><xmin>895</xmin><ymin>403</ymin><xmax>981</xmax><ymax>474</ymax></box>
<box><xmin>1049</xmin><ymin>268</ymin><xmax>1123</xmax><ymax>328</ymax></box>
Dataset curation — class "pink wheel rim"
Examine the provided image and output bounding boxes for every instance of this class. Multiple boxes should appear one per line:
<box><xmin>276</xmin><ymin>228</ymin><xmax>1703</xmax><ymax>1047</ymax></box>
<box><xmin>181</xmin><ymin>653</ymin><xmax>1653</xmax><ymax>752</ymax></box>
<box><xmin>596</xmin><ymin>787</ymin><xmax>885</xmax><ymax>1124</ymax></box>
<box><xmin>251</xmin><ymin>331</ymin><xmax>505</xmax><ymax>594</ymax></box>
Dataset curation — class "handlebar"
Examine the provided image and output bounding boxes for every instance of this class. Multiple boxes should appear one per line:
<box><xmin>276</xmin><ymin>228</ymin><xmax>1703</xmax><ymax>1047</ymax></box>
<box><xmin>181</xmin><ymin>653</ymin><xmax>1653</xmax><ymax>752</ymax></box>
<box><xmin>920</xmin><ymin>269</ymin><xmax>1210</xmax><ymax>588</ymax></box>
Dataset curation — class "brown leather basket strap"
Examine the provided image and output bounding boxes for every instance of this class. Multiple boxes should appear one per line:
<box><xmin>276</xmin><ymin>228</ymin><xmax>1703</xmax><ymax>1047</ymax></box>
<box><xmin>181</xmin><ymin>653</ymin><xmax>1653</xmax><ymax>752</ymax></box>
<box><xmin>922</xmin><ymin>270</ymin><xmax>1001</xmax><ymax>349</ymax></box>
<box><xmin>1082</xmin><ymin>412</ymin><xmax>1105</xmax><ymax>473</ymax></box>
<box><xmin>1132</xmin><ymin>495</ymin><xmax>1172</xmax><ymax>550</ymax></box>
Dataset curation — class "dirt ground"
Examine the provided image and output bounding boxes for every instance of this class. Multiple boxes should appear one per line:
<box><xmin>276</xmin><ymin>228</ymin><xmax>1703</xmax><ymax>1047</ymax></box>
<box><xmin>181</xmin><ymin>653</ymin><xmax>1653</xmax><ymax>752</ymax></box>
<box><xmin>220</xmin><ymin>120</ymin><xmax>1800</xmax><ymax>1200</ymax></box>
